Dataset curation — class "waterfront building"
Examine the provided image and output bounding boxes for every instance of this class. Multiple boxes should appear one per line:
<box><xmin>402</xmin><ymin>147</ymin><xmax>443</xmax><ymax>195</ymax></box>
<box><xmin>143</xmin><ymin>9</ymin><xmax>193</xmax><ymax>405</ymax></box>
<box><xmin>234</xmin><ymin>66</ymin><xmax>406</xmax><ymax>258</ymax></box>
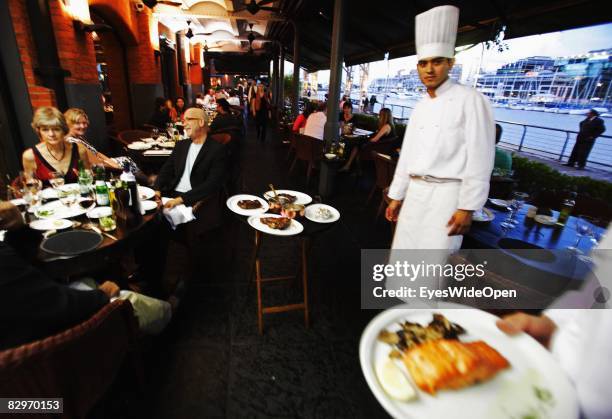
<box><xmin>477</xmin><ymin>49</ymin><xmax>612</xmax><ymax>106</ymax></box>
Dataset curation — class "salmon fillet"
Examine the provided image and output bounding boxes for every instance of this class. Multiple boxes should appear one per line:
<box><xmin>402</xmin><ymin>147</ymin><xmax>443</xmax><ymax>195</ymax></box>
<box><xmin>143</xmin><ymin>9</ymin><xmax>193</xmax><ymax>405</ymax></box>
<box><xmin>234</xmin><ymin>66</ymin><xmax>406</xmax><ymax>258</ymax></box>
<box><xmin>402</xmin><ymin>339</ymin><xmax>510</xmax><ymax>395</ymax></box>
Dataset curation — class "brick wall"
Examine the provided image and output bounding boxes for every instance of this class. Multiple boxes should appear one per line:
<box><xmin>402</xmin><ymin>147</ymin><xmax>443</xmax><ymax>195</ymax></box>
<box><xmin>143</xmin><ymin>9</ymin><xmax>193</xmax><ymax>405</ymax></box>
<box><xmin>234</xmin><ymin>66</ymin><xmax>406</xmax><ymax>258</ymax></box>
<box><xmin>7</xmin><ymin>0</ymin><xmax>55</xmax><ymax>109</ymax></box>
<box><xmin>128</xmin><ymin>8</ymin><xmax>161</xmax><ymax>84</ymax></box>
<box><xmin>49</xmin><ymin>0</ymin><xmax>98</xmax><ymax>85</ymax></box>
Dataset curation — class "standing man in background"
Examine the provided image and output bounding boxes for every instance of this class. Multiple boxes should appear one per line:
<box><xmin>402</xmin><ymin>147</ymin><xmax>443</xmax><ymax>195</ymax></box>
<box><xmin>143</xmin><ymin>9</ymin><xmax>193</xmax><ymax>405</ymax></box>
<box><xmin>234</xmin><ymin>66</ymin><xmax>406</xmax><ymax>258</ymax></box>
<box><xmin>386</xmin><ymin>5</ymin><xmax>495</xmax><ymax>250</ymax></box>
<box><xmin>565</xmin><ymin>109</ymin><xmax>606</xmax><ymax>169</ymax></box>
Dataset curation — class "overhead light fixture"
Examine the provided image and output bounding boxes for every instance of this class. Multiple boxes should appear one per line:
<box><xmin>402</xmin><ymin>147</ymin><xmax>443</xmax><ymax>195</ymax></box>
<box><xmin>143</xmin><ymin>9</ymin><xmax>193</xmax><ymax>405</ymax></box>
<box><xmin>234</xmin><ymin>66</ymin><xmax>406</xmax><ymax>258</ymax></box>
<box><xmin>185</xmin><ymin>20</ymin><xmax>194</xmax><ymax>39</ymax></box>
<box><xmin>63</xmin><ymin>0</ymin><xmax>111</xmax><ymax>32</ymax></box>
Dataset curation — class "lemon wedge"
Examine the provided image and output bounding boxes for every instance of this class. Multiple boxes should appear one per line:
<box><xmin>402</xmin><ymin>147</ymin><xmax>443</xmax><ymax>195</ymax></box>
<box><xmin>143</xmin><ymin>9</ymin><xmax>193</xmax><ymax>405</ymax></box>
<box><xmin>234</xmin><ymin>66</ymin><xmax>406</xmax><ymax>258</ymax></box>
<box><xmin>375</xmin><ymin>358</ymin><xmax>417</xmax><ymax>401</ymax></box>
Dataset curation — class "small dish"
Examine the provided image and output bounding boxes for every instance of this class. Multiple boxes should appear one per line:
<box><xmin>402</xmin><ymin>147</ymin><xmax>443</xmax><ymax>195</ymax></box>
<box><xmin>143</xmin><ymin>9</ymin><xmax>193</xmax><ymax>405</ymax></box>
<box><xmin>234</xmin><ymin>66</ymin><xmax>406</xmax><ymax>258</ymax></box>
<box><xmin>87</xmin><ymin>206</ymin><xmax>113</xmax><ymax>218</ymax></box>
<box><xmin>140</xmin><ymin>200</ymin><xmax>158</xmax><ymax>212</ymax></box>
<box><xmin>325</xmin><ymin>153</ymin><xmax>337</xmax><ymax>160</ymax></box>
<box><xmin>488</xmin><ymin>198</ymin><xmax>510</xmax><ymax>209</ymax></box>
<box><xmin>534</xmin><ymin>214</ymin><xmax>557</xmax><ymax>226</ymax></box>
<box><xmin>30</xmin><ymin>218</ymin><xmax>73</xmax><ymax>231</ymax></box>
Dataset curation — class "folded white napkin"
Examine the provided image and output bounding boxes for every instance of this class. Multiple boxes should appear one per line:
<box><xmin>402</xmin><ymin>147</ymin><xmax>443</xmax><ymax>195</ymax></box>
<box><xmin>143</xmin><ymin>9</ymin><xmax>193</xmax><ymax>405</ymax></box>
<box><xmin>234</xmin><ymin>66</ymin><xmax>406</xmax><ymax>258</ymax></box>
<box><xmin>144</xmin><ymin>149</ymin><xmax>172</xmax><ymax>156</ymax></box>
<box><xmin>161</xmin><ymin>197</ymin><xmax>195</xmax><ymax>229</ymax></box>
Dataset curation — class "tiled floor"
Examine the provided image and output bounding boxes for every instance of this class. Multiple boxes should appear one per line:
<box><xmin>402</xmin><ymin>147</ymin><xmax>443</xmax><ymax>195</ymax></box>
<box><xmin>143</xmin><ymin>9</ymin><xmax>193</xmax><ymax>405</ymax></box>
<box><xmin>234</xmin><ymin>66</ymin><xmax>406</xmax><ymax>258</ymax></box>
<box><xmin>137</xmin><ymin>124</ymin><xmax>391</xmax><ymax>418</ymax></box>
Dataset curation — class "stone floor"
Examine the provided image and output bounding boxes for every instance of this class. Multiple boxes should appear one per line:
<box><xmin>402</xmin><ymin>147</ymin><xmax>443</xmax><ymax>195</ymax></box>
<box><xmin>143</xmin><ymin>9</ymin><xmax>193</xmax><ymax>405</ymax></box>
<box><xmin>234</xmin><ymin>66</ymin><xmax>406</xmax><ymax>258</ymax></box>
<box><xmin>130</xmin><ymin>123</ymin><xmax>392</xmax><ymax>418</ymax></box>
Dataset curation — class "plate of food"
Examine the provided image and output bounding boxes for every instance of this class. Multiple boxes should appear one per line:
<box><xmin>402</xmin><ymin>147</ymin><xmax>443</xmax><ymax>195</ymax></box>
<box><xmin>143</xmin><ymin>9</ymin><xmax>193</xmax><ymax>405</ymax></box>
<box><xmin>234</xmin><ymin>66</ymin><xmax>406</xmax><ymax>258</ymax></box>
<box><xmin>305</xmin><ymin>203</ymin><xmax>340</xmax><ymax>223</ymax></box>
<box><xmin>247</xmin><ymin>214</ymin><xmax>304</xmax><ymax>236</ymax></box>
<box><xmin>359</xmin><ymin>307</ymin><xmax>578</xmax><ymax>419</ymax></box>
<box><xmin>127</xmin><ymin>141</ymin><xmax>152</xmax><ymax>150</ymax></box>
<box><xmin>137</xmin><ymin>186</ymin><xmax>155</xmax><ymax>200</ymax></box>
<box><xmin>226</xmin><ymin>194</ymin><xmax>269</xmax><ymax>216</ymax></box>
<box><xmin>40</xmin><ymin>183</ymin><xmax>80</xmax><ymax>200</ymax></box>
<box><xmin>472</xmin><ymin>207</ymin><xmax>495</xmax><ymax>222</ymax></box>
<box><xmin>263</xmin><ymin>190</ymin><xmax>312</xmax><ymax>206</ymax></box>
<box><xmin>534</xmin><ymin>215</ymin><xmax>557</xmax><ymax>226</ymax></box>
<box><xmin>158</xmin><ymin>141</ymin><xmax>175</xmax><ymax>148</ymax></box>
<box><xmin>488</xmin><ymin>198</ymin><xmax>510</xmax><ymax>209</ymax></box>
<box><xmin>34</xmin><ymin>198</ymin><xmax>88</xmax><ymax>219</ymax></box>
<box><xmin>30</xmin><ymin>218</ymin><xmax>73</xmax><ymax>231</ymax></box>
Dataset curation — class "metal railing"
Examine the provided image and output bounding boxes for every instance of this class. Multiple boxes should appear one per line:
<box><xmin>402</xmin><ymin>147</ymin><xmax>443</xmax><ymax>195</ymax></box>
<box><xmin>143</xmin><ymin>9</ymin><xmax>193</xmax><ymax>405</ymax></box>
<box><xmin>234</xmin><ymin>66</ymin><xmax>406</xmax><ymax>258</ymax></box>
<box><xmin>354</xmin><ymin>100</ymin><xmax>612</xmax><ymax>170</ymax></box>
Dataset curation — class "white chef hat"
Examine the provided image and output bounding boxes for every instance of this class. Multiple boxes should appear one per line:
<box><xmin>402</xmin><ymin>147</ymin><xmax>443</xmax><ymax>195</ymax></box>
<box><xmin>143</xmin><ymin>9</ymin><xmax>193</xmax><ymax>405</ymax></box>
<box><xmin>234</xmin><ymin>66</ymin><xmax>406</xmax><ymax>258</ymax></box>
<box><xmin>415</xmin><ymin>5</ymin><xmax>459</xmax><ymax>60</ymax></box>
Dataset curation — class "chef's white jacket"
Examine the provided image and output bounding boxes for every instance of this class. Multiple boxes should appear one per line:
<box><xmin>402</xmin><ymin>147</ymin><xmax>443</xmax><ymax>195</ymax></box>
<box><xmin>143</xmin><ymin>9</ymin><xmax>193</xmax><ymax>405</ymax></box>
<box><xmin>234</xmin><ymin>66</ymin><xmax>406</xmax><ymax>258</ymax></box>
<box><xmin>388</xmin><ymin>79</ymin><xmax>495</xmax><ymax>211</ymax></box>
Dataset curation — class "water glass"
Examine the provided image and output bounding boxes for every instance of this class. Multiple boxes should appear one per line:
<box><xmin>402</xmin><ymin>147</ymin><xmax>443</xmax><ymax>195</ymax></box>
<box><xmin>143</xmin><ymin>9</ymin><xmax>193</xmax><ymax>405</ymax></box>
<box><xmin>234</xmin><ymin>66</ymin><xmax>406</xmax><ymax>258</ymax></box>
<box><xmin>49</xmin><ymin>172</ymin><xmax>65</xmax><ymax>189</ymax></box>
<box><xmin>59</xmin><ymin>189</ymin><xmax>79</xmax><ymax>207</ymax></box>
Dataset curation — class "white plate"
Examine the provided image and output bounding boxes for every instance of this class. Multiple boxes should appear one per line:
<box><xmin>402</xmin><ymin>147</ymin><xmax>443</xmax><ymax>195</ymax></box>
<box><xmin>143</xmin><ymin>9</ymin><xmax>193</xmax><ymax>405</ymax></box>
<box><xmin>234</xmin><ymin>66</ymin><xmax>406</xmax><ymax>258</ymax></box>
<box><xmin>140</xmin><ymin>200</ymin><xmax>158</xmax><ymax>212</ymax></box>
<box><xmin>226</xmin><ymin>194</ymin><xmax>269</xmax><ymax>216</ymax></box>
<box><xmin>262</xmin><ymin>189</ymin><xmax>312</xmax><ymax>206</ymax></box>
<box><xmin>472</xmin><ymin>207</ymin><xmax>495</xmax><ymax>222</ymax></box>
<box><xmin>127</xmin><ymin>141</ymin><xmax>152</xmax><ymax>150</ymax></box>
<box><xmin>247</xmin><ymin>214</ymin><xmax>304</xmax><ymax>236</ymax></box>
<box><xmin>159</xmin><ymin>142</ymin><xmax>175</xmax><ymax>148</ymax></box>
<box><xmin>40</xmin><ymin>183</ymin><xmax>80</xmax><ymax>200</ymax></box>
<box><xmin>141</xmin><ymin>137</ymin><xmax>156</xmax><ymax>143</ymax></box>
<box><xmin>305</xmin><ymin>203</ymin><xmax>340</xmax><ymax>223</ymax></box>
<box><xmin>138</xmin><ymin>186</ymin><xmax>155</xmax><ymax>200</ymax></box>
<box><xmin>87</xmin><ymin>206</ymin><xmax>112</xmax><ymax>218</ymax></box>
<box><xmin>34</xmin><ymin>198</ymin><xmax>88</xmax><ymax>219</ymax></box>
<box><xmin>324</xmin><ymin>153</ymin><xmax>337</xmax><ymax>160</ymax></box>
<box><xmin>10</xmin><ymin>198</ymin><xmax>26</xmax><ymax>206</ymax></box>
<box><xmin>359</xmin><ymin>306</ymin><xmax>578</xmax><ymax>419</ymax></box>
<box><xmin>488</xmin><ymin>198</ymin><xmax>510</xmax><ymax>209</ymax></box>
<box><xmin>534</xmin><ymin>215</ymin><xmax>557</xmax><ymax>226</ymax></box>
<box><xmin>29</xmin><ymin>218</ymin><xmax>73</xmax><ymax>231</ymax></box>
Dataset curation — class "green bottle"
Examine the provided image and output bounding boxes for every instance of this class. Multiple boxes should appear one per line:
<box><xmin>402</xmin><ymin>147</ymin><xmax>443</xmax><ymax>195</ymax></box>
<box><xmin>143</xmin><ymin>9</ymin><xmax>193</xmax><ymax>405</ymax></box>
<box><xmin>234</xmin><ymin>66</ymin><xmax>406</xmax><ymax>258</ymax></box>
<box><xmin>94</xmin><ymin>166</ymin><xmax>109</xmax><ymax>206</ymax></box>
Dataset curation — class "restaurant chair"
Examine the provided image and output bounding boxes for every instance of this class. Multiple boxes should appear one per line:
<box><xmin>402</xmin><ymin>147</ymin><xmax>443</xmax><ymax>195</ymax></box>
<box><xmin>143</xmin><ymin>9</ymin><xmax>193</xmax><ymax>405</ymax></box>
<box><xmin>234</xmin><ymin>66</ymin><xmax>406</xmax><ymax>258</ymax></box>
<box><xmin>117</xmin><ymin>130</ymin><xmax>151</xmax><ymax>146</ymax></box>
<box><xmin>369</xmin><ymin>152</ymin><xmax>397</xmax><ymax>205</ymax></box>
<box><xmin>289</xmin><ymin>134</ymin><xmax>324</xmax><ymax>186</ymax></box>
<box><xmin>286</xmin><ymin>131</ymin><xmax>298</xmax><ymax>161</ymax></box>
<box><xmin>0</xmin><ymin>299</ymin><xmax>141</xmax><ymax>419</ymax></box>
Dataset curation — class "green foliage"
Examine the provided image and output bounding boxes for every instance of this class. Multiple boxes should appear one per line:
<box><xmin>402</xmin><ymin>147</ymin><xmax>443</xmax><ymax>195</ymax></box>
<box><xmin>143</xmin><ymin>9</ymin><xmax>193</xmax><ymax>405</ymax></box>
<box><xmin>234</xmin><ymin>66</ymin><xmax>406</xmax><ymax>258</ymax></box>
<box><xmin>283</xmin><ymin>75</ymin><xmax>294</xmax><ymax>101</ymax></box>
<box><xmin>512</xmin><ymin>156</ymin><xmax>612</xmax><ymax>202</ymax></box>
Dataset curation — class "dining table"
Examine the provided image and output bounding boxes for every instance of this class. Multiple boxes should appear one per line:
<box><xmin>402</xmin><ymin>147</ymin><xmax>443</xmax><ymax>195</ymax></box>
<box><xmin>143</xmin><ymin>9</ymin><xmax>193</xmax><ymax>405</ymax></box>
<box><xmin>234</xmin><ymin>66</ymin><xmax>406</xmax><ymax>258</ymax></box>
<box><xmin>16</xmin><ymin>189</ymin><xmax>161</xmax><ymax>280</ymax></box>
<box><xmin>464</xmin><ymin>201</ymin><xmax>604</xmax><ymax>303</ymax></box>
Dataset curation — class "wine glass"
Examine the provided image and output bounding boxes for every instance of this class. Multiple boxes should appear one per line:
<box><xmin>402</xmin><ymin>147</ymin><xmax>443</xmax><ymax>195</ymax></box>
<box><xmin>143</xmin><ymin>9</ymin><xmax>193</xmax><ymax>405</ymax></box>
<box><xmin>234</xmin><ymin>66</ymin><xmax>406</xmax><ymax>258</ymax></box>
<box><xmin>567</xmin><ymin>216</ymin><xmax>593</xmax><ymax>254</ymax></box>
<box><xmin>151</xmin><ymin>128</ymin><xmax>159</xmax><ymax>140</ymax></box>
<box><xmin>20</xmin><ymin>172</ymin><xmax>42</xmax><ymax>211</ymax></box>
<box><xmin>59</xmin><ymin>188</ymin><xmax>79</xmax><ymax>207</ymax></box>
<box><xmin>79</xmin><ymin>188</ymin><xmax>96</xmax><ymax>212</ymax></box>
<box><xmin>500</xmin><ymin>192</ymin><xmax>528</xmax><ymax>229</ymax></box>
<box><xmin>49</xmin><ymin>171</ymin><xmax>65</xmax><ymax>190</ymax></box>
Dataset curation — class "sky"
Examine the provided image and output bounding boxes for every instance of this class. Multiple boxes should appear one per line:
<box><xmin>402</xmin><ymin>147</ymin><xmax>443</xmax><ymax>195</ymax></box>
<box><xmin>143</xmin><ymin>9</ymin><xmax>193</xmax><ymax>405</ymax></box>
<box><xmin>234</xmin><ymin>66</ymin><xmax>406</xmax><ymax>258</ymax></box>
<box><xmin>287</xmin><ymin>22</ymin><xmax>612</xmax><ymax>86</ymax></box>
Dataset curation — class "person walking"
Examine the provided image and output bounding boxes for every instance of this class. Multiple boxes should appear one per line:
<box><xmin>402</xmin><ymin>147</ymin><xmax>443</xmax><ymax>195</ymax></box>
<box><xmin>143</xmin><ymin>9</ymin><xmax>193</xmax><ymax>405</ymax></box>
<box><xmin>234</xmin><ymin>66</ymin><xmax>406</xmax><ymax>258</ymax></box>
<box><xmin>385</xmin><ymin>5</ymin><xmax>494</xmax><ymax>251</ymax></box>
<box><xmin>565</xmin><ymin>109</ymin><xmax>606</xmax><ymax>169</ymax></box>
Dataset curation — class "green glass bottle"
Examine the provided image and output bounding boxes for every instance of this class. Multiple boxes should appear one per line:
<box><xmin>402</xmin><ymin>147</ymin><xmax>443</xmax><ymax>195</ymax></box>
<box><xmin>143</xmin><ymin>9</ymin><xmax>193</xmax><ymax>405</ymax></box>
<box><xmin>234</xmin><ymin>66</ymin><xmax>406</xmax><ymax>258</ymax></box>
<box><xmin>94</xmin><ymin>166</ymin><xmax>109</xmax><ymax>206</ymax></box>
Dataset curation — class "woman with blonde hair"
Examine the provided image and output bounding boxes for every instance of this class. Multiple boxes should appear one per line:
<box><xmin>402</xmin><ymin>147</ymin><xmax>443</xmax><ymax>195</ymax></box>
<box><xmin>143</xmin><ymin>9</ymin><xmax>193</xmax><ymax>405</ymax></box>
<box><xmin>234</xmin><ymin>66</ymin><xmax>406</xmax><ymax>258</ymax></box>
<box><xmin>339</xmin><ymin>107</ymin><xmax>396</xmax><ymax>172</ymax></box>
<box><xmin>22</xmin><ymin>107</ymin><xmax>90</xmax><ymax>185</ymax></box>
<box><xmin>65</xmin><ymin>108</ymin><xmax>139</xmax><ymax>173</ymax></box>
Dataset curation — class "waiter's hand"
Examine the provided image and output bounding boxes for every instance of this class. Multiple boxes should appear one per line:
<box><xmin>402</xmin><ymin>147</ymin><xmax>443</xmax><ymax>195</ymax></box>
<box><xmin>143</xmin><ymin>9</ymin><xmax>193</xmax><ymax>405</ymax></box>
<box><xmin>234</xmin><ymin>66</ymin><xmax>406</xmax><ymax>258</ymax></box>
<box><xmin>98</xmin><ymin>281</ymin><xmax>120</xmax><ymax>298</ymax></box>
<box><xmin>496</xmin><ymin>312</ymin><xmax>556</xmax><ymax>348</ymax></box>
<box><xmin>385</xmin><ymin>199</ymin><xmax>402</xmax><ymax>222</ymax></box>
<box><xmin>164</xmin><ymin>196</ymin><xmax>183</xmax><ymax>209</ymax></box>
<box><xmin>447</xmin><ymin>209</ymin><xmax>473</xmax><ymax>235</ymax></box>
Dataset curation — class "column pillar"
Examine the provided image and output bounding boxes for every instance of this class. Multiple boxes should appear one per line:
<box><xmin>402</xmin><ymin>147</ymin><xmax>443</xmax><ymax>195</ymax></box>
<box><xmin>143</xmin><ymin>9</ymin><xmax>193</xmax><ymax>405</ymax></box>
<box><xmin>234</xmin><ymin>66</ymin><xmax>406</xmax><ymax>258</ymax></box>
<box><xmin>279</xmin><ymin>47</ymin><xmax>285</xmax><ymax>108</ymax></box>
<box><xmin>291</xmin><ymin>21</ymin><xmax>300</xmax><ymax>118</ymax></box>
<box><xmin>319</xmin><ymin>0</ymin><xmax>346</xmax><ymax>196</ymax></box>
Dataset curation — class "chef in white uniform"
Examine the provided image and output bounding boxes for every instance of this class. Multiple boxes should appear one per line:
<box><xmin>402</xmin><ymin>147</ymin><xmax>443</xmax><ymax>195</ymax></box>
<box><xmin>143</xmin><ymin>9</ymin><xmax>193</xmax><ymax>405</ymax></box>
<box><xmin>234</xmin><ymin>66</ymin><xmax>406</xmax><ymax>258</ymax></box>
<box><xmin>386</xmin><ymin>5</ymin><xmax>495</xmax><ymax>250</ymax></box>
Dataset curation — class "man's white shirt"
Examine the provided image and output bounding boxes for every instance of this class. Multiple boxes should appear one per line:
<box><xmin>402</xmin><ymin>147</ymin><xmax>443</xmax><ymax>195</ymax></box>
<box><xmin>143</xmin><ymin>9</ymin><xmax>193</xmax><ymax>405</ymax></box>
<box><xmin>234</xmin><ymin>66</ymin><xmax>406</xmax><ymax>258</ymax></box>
<box><xmin>175</xmin><ymin>142</ymin><xmax>203</xmax><ymax>193</ymax></box>
<box><xmin>388</xmin><ymin>79</ymin><xmax>495</xmax><ymax>210</ymax></box>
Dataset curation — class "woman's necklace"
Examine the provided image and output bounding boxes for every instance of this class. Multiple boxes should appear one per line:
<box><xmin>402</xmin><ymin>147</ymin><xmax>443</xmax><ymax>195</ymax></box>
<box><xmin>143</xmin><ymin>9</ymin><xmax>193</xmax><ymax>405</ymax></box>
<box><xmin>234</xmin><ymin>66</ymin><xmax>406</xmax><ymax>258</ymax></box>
<box><xmin>45</xmin><ymin>142</ymin><xmax>66</xmax><ymax>162</ymax></box>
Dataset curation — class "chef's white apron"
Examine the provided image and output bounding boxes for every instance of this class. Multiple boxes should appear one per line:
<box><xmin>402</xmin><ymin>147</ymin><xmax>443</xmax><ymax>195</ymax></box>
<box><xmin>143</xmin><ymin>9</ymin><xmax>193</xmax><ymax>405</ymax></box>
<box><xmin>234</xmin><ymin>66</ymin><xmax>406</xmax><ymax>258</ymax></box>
<box><xmin>391</xmin><ymin>178</ymin><xmax>463</xmax><ymax>250</ymax></box>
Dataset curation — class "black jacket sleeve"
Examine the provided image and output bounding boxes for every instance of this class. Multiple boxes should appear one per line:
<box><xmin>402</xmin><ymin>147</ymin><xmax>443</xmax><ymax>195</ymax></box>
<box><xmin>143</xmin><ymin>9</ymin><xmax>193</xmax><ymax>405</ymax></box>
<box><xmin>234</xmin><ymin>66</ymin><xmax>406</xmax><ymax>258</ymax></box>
<box><xmin>180</xmin><ymin>143</ymin><xmax>228</xmax><ymax>206</ymax></box>
<box><xmin>0</xmin><ymin>239</ymin><xmax>109</xmax><ymax>350</ymax></box>
<box><xmin>154</xmin><ymin>147</ymin><xmax>179</xmax><ymax>195</ymax></box>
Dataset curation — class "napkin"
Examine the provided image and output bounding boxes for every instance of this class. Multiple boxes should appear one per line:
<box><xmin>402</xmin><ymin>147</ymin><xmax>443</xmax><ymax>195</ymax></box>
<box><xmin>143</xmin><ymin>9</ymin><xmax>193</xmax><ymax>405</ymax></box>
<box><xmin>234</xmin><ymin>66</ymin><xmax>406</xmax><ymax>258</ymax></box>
<box><xmin>144</xmin><ymin>149</ymin><xmax>172</xmax><ymax>156</ymax></box>
<box><xmin>161</xmin><ymin>197</ymin><xmax>195</xmax><ymax>229</ymax></box>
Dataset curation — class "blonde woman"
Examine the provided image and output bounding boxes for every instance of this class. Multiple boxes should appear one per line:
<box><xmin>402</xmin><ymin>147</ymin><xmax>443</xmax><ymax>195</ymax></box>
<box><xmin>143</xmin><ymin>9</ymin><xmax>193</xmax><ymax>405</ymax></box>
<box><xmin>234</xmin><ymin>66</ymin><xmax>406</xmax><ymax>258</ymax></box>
<box><xmin>22</xmin><ymin>107</ymin><xmax>90</xmax><ymax>185</ymax></box>
<box><xmin>65</xmin><ymin>108</ymin><xmax>139</xmax><ymax>173</ymax></box>
<box><xmin>339</xmin><ymin>107</ymin><xmax>395</xmax><ymax>172</ymax></box>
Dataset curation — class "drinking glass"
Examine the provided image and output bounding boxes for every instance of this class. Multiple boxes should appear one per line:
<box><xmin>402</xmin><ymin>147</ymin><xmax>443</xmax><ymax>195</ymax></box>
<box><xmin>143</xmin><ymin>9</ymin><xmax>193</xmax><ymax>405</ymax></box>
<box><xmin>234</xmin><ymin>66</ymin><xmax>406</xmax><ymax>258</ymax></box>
<box><xmin>567</xmin><ymin>216</ymin><xmax>593</xmax><ymax>254</ymax></box>
<box><xmin>78</xmin><ymin>188</ymin><xmax>96</xmax><ymax>212</ymax></box>
<box><xmin>151</xmin><ymin>128</ymin><xmax>159</xmax><ymax>140</ymax></box>
<box><xmin>59</xmin><ymin>188</ymin><xmax>79</xmax><ymax>207</ymax></box>
<box><xmin>49</xmin><ymin>172</ymin><xmax>65</xmax><ymax>190</ymax></box>
<box><xmin>500</xmin><ymin>191</ymin><xmax>528</xmax><ymax>229</ymax></box>
<box><xmin>20</xmin><ymin>172</ymin><xmax>42</xmax><ymax>211</ymax></box>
